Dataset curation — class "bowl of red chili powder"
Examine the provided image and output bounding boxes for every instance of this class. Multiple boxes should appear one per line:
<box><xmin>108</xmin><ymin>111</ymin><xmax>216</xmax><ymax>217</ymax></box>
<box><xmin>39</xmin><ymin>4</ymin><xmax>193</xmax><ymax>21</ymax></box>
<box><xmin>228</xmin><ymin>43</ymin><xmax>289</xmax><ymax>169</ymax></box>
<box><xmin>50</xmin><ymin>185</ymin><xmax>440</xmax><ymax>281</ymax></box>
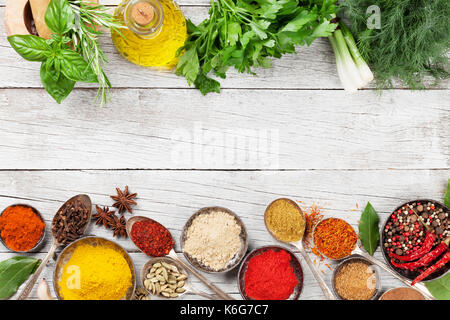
<box><xmin>0</xmin><ymin>204</ymin><xmax>46</xmax><ymax>252</ymax></box>
<box><xmin>238</xmin><ymin>246</ymin><xmax>303</xmax><ymax>300</ymax></box>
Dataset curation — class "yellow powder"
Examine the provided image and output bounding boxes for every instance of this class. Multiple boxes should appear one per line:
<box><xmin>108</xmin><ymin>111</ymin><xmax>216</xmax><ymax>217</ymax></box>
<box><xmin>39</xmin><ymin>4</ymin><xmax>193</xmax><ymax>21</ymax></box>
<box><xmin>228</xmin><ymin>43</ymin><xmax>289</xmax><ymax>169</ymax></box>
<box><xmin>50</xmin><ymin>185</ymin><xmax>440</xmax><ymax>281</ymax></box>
<box><xmin>265</xmin><ymin>199</ymin><xmax>305</xmax><ymax>242</ymax></box>
<box><xmin>58</xmin><ymin>243</ymin><xmax>132</xmax><ymax>300</ymax></box>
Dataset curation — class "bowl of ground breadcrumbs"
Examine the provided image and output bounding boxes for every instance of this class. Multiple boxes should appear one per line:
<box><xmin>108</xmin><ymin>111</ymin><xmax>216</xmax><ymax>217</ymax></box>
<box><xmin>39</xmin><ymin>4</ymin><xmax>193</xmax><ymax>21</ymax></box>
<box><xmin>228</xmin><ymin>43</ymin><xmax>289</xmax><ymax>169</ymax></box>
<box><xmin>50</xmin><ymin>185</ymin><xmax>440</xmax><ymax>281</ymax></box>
<box><xmin>180</xmin><ymin>206</ymin><xmax>248</xmax><ymax>273</ymax></box>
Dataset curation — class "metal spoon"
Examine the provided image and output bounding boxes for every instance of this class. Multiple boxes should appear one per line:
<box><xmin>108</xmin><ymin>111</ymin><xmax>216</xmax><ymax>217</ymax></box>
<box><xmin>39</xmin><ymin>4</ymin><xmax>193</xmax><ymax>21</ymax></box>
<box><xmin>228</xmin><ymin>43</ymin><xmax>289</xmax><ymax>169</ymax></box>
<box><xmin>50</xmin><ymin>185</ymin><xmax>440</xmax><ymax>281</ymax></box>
<box><xmin>126</xmin><ymin>216</ymin><xmax>234</xmax><ymax>300</ymax></box>
<box><xmin>264</xmin><ymin>198</ymin><xmax>336</xmax><ymax>300</ymax></box>
<box><xmin>141</xmin><ymin>256</ymin><xmax>216</xmax><ymax>300</ymax></box>
<box><xmin>312</xmin><ymin>217</ymin><xmax>435</xmax><ymax>300</ymax></box>
<box><xmin>18</xmin><ymin>194</ymin><xmax>92</xmax><ymax>300</ymax></box>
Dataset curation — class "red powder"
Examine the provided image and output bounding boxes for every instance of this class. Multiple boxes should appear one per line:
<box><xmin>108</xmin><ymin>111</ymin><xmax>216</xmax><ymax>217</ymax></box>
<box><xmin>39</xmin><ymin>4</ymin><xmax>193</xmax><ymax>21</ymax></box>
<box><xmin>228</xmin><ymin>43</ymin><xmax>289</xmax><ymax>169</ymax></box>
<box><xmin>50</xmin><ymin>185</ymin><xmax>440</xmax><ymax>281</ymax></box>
<box><xmin>244</xmin><ymin>249</ymin><xmax>298</xmax><ymax>300</ymax></box>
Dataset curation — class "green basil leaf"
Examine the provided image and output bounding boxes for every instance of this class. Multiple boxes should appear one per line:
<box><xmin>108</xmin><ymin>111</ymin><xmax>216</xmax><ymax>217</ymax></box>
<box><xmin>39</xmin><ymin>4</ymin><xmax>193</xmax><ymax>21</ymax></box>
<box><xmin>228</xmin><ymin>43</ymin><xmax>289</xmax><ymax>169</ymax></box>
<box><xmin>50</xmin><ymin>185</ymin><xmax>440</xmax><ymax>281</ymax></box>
<box><xmin>41</xmin><ymin>61</ymin><xmax>76</xmax><ymax>104</ymax></box>
<box><xmin>444</xmin><ymin>179</ymin><xmax>450</xmax><ymax>208</ymax></box>
<box><xmin>7</xmin><ymin>35</ymin><xmax>52</xmax><ymax>62</ymax></box>
<box><xmin>45</xmin><ymin>0</ymin><xmax>74</xmax><ymax>34</ymax></box>
<box><xmin>0</xmin><ymin>257</ymin><xmax>41</xmax><ymax>299</ymax></box>
<box><xmin>425</xmin><ymin>274</ymin><xmax>450</xmax><ymax>300</ymax></box>
<box><xmin>358</xmin><ymin>202</ymin><xmax>380</xmax><ymax>256</ymax></box>
<box><xmin>59</xmin><ymin>50</ymin><xmax>98</xmax><ymax>83</ymax></box>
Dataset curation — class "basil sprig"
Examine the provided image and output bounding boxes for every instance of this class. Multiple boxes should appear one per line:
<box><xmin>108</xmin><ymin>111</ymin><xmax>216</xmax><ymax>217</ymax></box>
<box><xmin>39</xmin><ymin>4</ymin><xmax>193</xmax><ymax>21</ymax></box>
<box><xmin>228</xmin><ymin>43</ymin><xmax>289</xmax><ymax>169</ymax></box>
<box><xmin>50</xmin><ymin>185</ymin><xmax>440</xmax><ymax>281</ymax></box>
<box><xmin>7</xmin><ymin>0</ymin><xmax>98</xmax><ymax>104</ymax></box>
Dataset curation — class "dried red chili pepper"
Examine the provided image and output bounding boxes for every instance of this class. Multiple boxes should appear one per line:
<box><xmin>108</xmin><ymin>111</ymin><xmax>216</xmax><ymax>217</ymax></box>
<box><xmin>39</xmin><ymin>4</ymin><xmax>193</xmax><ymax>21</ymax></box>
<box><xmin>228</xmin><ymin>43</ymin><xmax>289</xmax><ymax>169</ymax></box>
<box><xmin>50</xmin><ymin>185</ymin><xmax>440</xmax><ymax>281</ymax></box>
<box><xmin>389</xmin><ymin>231</ymin><xmax>435</xmax><ymax>262</ymax></box>
<box><xmin>130</xmin><ymin>220</ymin><xmax>174</xmax><ymax>257</ymax></box>
<box><xmin>411</xmin><ymin>251</ymin><xmax>450</xmax><ymax>286</ymax></box>
<box><xmin>390</xmin><ymin>237</ymin><xmax>450</xmax><ymax>271</ymax></box>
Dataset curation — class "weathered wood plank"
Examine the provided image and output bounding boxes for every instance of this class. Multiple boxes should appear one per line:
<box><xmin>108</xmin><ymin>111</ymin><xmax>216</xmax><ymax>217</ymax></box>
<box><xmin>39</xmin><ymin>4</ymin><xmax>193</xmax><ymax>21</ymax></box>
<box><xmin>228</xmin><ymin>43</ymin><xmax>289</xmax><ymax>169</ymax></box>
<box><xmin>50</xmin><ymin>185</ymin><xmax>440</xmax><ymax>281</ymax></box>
<box><xmin>0</xmin><ymin>88</ymin><xmax>448</xmax><ymax>170</ymax></box>
<box><xmin>0</xmin><ymin>169</ymin><xmax>446</xmax><ymax>299</ymax></box>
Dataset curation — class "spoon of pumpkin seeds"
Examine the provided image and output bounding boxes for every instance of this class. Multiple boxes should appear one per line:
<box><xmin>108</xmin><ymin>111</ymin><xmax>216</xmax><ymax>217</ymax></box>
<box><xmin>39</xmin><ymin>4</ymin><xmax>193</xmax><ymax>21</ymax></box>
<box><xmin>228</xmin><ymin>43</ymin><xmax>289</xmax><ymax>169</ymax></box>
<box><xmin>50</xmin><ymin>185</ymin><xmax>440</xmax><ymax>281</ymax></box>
<box><xmin>141</xmin><ymin>256</ymin><xmax>216</xmax><ymax>300</ymax></box>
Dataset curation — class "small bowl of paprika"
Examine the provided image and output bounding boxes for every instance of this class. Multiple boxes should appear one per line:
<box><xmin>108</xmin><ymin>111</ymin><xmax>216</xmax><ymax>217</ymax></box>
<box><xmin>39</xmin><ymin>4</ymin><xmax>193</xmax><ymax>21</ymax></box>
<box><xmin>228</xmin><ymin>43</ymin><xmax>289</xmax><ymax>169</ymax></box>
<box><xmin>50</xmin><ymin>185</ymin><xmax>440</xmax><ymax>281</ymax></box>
<box><xmin>0</xmin><ymin>204</ymin><xmax>46</xmax><ymax>253</ymax></box>
<box><xmin>238</xmin><ymin>245</ymin><xmax>304</xmax><ymax>300</ymax></box>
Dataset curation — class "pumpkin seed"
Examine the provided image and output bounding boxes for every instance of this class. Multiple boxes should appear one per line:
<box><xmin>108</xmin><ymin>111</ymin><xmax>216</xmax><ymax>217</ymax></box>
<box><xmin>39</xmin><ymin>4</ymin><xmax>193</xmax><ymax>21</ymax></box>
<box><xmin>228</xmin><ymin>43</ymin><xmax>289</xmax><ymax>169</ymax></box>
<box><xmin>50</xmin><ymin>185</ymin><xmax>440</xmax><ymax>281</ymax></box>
<box><xmin>170</xmin><ymin>293</ymin><xmax>179</xmax><ymax>298</ymax></box>
<box><xmin>153</xmin><ymin>263</ymin><xmax>161</xmax><ymax>268</ymax></box>
<box><xmin>177</xmin><ymin>280</ymin><xmax>185</xmax><ymax>288</ymax></box>
<box><xmin>161</xmin><ymin>292</ymin><xmax>170</xmax><ymax>298</ymax></box>
<box><xmin>176</xmin><ymin>287</ymin><xmax>186</xmax><ymax>293</ymax></box>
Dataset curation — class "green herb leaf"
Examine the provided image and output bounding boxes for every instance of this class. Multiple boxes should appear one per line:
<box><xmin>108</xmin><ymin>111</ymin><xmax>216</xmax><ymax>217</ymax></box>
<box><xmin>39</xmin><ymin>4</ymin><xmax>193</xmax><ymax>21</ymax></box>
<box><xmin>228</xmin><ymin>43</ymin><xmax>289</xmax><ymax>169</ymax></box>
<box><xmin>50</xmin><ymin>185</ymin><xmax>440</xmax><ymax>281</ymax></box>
<box><xmin>194</xmin><ymin>73</ymin><xmax>221</xmax><ymax>95</ymax></box>
<box><xmin>444</xmin><ymin>179</ymin><xmax>450</xmax><ymax>208</ymax></box>
<box><xmin>425</xmin><ymin>274</ymin><xmax>450</xmax><ymax>300</ymax></box>
<box><xmin>41</xmin><ymin>61</ymin><xmax>76</xmax><ymax>104</ymax></box>
<box><xmin>7</xmin><ymin>35</ymin><xmax>52</xmax><ymax>62</ymax></box>
<box><xmin>358</xmin><ymin>202</ymin><xmax>380</xmax><ymax>256</ymax></box>
<box><xmin>59</xmin><ymin>50</ymin><xmax>98</xmax><ymax>83</ymax></box>
<box><xmin>0</xmin><ymin>257</ymin><xmax>41</xmax><ymax>299</ymax></box>
<box><xmin>45</xmin><ymin>0</ymin><xmax>74</xmax><ymax>35</ymax></box>
<box><xmin>175</xmin><ymin>46</ymin><xmax>200</xmax><ymax>86</ymax></box>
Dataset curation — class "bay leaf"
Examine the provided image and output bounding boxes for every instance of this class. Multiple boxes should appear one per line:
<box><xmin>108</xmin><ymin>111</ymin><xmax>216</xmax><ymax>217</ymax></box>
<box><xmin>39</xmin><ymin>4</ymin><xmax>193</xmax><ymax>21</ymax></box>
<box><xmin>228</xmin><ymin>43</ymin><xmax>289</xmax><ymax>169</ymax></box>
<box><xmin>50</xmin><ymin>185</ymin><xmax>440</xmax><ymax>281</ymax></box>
<box><xmin>444</xmin><ymin>179</ymin><xmax>450</xmax><ymax>208</ymax></box>
<box><xmin>425</xmin><ymin>274</ymin><xmax>450</xmax><ymax>300</ymax></box>
<box><xmin>358</xmin><ymin>202</ymin><xmax>380</xmax><ymax>256</ymax></box>
<box><xmin>0</xmin><ymin>257</ymin><xmax>41</xmax><ymax>299</ymax></box>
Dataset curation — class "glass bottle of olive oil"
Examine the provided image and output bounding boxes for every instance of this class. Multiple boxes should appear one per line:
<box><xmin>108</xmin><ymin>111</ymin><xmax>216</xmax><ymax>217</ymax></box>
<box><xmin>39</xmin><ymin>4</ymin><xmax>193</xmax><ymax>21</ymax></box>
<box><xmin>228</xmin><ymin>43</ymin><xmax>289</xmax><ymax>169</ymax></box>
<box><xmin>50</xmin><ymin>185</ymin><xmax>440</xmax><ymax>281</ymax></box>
<box><xmin>111</xmin><ymin>0</ymin><xmax>187</xmax><ymax>69</ymax></box>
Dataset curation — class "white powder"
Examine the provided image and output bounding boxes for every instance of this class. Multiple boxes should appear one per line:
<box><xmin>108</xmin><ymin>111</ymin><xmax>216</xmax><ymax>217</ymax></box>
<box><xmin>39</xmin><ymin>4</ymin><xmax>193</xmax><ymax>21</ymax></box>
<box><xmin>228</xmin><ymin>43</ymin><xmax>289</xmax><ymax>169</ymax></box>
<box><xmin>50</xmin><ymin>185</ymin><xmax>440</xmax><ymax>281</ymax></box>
<box><xmin>184</xmin><ymin>210</ymin><xmax>242</xmax><ymax>271</ymax></box>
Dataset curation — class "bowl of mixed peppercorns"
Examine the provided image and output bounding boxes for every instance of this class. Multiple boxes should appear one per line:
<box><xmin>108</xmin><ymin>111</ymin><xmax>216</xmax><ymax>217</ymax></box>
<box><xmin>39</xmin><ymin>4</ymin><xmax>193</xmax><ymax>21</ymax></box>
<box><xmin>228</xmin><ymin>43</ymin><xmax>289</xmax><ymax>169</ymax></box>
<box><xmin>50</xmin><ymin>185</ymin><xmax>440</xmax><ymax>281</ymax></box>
<box><xmin>381</xmin><ymin>200</ymin><xmax>450</xmax><ymax>283</ymax></box>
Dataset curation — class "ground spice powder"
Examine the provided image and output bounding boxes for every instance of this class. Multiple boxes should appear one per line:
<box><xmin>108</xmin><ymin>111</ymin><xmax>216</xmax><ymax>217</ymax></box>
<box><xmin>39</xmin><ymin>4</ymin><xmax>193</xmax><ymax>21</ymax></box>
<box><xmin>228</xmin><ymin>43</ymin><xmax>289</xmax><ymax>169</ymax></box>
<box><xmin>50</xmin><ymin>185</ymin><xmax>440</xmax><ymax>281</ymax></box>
<box><xmin>0</xmin><ymin>205</ymin><xmax>45</xmax><ymax>251</ymax></box>
<box><xmin>265</xmin><ymin>199</ymin><xmax>305</xmax><ymax>242</ymax></box>
<box><xmin>380</xmin><ymin>287</ymin><xmax>425</xmax><ymax>300</ymax></box>
<box><xmin>184</xmin><ymin>210</ymin><xmax>242</xmax><ymax>271</ymax></box>
<box><xmin>59</xmin><ymin>243</ymin><xmax>132</xmax><ymax>300</ymax></box>
<box><xmin>244</xmin><ymin>249</ymin><xmax>298</xmax><ymax>300</ymax></box>
<box><xmin>313</xmin><ymin>218</ymin><xmax>357</xmax><ymax>259</ymax></box>
<box><xmin>334</xmin><ymin>261</ymin><xmax>376</xmax><ymax>300</ymax></box>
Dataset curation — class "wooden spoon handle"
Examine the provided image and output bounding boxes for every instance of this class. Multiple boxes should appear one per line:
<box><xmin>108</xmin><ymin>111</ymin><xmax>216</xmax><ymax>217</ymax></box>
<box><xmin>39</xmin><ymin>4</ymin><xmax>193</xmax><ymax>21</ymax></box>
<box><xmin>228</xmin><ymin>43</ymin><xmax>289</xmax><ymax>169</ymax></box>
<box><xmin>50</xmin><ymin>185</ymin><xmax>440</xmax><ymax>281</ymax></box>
<box><xmin>29</xmin><ymin>0</ymin><xmax>52</xmax><ymax>39</ymax></box>
<box><xmin>168</xmin><ymin>250</ymin><xmax>234</xmax><ymax>300</ymax></box>
<box><xmin>18</xmin><ymin>242</ymin><xmax>58</xmax><ymax>300</ymax></box>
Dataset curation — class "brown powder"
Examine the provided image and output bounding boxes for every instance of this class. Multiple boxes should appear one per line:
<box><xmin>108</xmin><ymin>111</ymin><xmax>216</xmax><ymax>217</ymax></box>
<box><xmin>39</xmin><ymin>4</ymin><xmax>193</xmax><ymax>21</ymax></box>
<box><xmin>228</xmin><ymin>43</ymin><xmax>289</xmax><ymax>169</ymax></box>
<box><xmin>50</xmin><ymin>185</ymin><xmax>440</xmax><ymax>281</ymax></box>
<box><xmin>334</xmin><ymin>261</ymin><xmax>377</xmax><ymax>300</ymax></box>
<box><xmin>380</xmin><ymin>287</ymin><xmax>425</xmax><ymax>300</ymax></box>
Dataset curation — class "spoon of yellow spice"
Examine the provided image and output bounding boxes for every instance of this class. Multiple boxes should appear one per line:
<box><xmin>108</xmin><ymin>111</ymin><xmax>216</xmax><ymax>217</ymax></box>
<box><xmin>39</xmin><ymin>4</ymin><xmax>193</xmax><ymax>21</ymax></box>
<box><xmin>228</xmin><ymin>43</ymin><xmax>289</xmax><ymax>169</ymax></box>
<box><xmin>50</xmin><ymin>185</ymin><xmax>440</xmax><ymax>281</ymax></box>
<box><xmin>264</xmin><ymin>198</ymin><xmax>336</xmax><ymax>300</ymax></box>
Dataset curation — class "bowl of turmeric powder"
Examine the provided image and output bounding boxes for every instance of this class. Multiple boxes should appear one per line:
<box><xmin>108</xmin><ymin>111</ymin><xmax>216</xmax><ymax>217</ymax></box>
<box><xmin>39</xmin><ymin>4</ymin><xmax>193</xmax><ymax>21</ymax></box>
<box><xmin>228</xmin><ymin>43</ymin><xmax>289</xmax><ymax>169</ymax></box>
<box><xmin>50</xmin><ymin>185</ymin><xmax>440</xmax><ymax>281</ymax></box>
<box><xmin>0</xmin><ymin>204</ymin><xmax>46</xmax><ymax>253</ymax></box>
<box><xmin>53</xmin><ymin>236</ymin><xmax>136</xmax><ymax>300</ymax></box>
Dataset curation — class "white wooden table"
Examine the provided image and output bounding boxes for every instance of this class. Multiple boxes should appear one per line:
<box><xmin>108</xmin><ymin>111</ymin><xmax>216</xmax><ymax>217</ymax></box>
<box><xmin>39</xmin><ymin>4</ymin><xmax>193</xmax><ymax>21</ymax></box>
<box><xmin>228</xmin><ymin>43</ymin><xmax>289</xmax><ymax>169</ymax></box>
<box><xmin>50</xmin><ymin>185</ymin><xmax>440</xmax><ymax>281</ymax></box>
<box><xmin>0</xmin><ymin>0</ymin><xmax>449</xmax><ymax>300</ymax></box>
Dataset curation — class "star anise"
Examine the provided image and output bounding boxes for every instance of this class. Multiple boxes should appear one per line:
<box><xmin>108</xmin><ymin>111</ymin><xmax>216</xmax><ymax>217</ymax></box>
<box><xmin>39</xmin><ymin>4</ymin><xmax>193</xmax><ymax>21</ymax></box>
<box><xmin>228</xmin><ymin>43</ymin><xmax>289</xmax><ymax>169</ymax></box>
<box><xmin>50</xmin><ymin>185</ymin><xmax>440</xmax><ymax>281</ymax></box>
<box><xmin>92</xmin><ymin>205</ymin><xmax>115</xmax><ymax>228</ymax></box>
<box><xmin>110</xmin><ymin>214</ymin><xmax>127</xmax><ymax>238</ymax></box>
<box><xmin>110</xmin><ymin>186</ymin><xmax>137</xmax><ymax>214</ymax></box>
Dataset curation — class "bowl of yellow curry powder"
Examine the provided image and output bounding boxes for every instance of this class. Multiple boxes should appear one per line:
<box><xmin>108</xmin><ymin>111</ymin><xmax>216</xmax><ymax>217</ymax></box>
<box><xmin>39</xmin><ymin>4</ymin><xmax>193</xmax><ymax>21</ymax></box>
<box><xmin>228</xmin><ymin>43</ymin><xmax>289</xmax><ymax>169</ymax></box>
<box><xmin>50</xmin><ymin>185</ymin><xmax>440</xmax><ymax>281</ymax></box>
<box><xmin>53</xmin><ymin>236</ymin><xmax>135</xmax><ymax>300</ymax></box>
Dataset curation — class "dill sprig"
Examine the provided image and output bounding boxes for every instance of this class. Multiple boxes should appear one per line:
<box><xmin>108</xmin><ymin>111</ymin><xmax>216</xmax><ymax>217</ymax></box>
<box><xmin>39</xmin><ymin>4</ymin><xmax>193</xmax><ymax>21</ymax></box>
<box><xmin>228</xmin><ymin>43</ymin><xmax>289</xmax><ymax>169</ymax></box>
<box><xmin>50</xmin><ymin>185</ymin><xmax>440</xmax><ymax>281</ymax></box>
<box><xmin>339</xmin><ymin>0</ymin><xmax>449</xmax><ymax>89</ymax></box>
<box><xmin>69</xmin><ymin>0</ymin><xmax>124</xmax><ymax>105</ymax></box>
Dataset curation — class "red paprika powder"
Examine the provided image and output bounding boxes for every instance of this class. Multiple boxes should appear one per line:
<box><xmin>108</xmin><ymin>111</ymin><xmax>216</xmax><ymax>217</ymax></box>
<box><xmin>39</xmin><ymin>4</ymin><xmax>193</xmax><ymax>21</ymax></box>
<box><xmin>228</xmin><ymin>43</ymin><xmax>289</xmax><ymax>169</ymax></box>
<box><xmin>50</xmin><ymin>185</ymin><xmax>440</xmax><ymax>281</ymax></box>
<box><xmin>130</xmin><ymin>220</ymin><xmax>174</xmax><ymax>257</ymax></box>
<box><xmin>244</xmin><ymin>249</ymin><xmax>299</xmax><ymax>300</ymax></box>
<box><xmin>0</xmin><ymin>205</ymin><xmax>45</xmax><ymax>251</ymax></box>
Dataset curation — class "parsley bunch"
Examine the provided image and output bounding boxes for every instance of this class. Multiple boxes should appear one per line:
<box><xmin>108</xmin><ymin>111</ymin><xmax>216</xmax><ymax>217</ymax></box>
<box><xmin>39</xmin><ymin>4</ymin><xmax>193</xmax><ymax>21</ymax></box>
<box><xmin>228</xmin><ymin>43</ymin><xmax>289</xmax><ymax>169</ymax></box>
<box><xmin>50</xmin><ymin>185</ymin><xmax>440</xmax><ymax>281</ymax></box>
<box><xmin>176</xmin><ymin>0</ymin><xmax>338</xmax><ymax>95</ymax></box>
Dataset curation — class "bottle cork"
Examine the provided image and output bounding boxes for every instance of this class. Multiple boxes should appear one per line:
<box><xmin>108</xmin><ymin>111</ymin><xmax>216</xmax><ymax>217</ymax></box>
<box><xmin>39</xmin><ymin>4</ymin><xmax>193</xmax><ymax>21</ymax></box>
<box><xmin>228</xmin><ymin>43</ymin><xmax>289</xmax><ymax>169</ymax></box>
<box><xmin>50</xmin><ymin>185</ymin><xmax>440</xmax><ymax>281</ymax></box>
<box><xmin>131</xmin><ymin>2</ymin><xmax>155</xmax><ymax>26</ymax></box>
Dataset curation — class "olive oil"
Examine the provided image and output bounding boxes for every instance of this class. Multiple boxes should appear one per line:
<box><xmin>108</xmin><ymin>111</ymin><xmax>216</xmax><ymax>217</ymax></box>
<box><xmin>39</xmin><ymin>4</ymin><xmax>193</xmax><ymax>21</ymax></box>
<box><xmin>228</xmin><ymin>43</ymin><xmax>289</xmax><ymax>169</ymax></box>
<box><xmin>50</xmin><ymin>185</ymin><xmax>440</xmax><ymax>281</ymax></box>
<box><xmin>111</xmin><ymin>0</ymin><xmax>187</xmax><ymax>69</ymax></box>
